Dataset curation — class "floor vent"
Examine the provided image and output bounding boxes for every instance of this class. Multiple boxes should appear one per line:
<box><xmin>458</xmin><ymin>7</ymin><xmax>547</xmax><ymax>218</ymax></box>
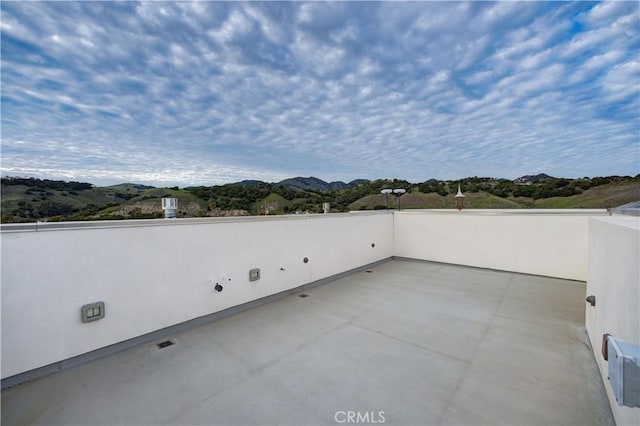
<box><xmin>298</xmin><ymin>294</ymin><xmax>309</xmax><ymax>298</ymax></box>
<box><xmin>157</xmin><ymin>340</ymin><xmax>175</xmax><ymax>349</ymax></box>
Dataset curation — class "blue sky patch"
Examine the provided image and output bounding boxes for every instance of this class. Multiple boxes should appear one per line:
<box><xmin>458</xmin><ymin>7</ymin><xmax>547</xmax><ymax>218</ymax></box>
<box><xmin>1</xmin><ymin>1</ymin><xmax>638</xmax><ymax>187</ymax></box>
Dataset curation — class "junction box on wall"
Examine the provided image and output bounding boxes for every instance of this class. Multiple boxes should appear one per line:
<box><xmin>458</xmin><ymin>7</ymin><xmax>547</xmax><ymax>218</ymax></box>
<box><xmin>605</xmin><ymin>335</ymin><xmax>640</xmax><ymax>408</ymax></box>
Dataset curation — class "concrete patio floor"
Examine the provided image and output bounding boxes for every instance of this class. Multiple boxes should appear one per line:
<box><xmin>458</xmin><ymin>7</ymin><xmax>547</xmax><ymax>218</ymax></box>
<box><xmin>1</xmin><ymin>259</ymin><xmax>614</xmax><ymax>425</ymax></box>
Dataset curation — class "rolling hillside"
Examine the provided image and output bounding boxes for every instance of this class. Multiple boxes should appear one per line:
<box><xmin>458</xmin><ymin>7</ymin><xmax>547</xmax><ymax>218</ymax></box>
<box><xmin>349</xmin><ymin>182</ymin><xmax>639</xmax><ymax>210</ymax></box>
<box><xmin>532</xmin><ymin>182</ymin><xmax>640</xmax><ymax>208</ymax></box>
<box><xmin>1</xmin><ymin>178</ymin><xmax>209</xmax><ymax>221</ymax></box>
<box><xmin>350</xmin><ymin>190</ymin><xmax>525</xmax><ymax>210</ymax></box>
<box><xmin>2</xmin><ymin>175</ymin><xmax>638</xmax><ymax>223</ymax></box>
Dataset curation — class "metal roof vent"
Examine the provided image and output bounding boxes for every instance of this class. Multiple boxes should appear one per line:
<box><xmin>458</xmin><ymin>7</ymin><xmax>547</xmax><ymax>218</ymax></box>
<box><xmin>162</xmin><ymin>198</ymin><xmax>178</xmax><ymax>219</ymax></box>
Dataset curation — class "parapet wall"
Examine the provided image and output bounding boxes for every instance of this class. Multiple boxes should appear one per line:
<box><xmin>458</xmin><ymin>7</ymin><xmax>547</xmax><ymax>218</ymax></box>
<box><xmin>394</xmin><ymin>210</ymin><xmax>599</xmax><ymax>281</ymax></box>
<box><xmin>1</xmin><ymin>213</ymin><xmax>393</xmax><ymax>379</ymax></box>
<box><xmin>1</xmin><ymin>210</ymin><xmax>607</xmax><ymax>381</ymax></box>
<box><xmin>586</xmin><ymin>216</ymin><xmax>640</xmax><ymax>426</ymax></box>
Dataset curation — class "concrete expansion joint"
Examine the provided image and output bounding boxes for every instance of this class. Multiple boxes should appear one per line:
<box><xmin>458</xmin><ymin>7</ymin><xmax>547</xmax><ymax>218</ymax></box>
<box><xmin>435</xmin><ymin>359</ymin><xmax>474</xmax><ymax>426</ymax></box>
<box><xmin>354</xmin><ymin>323</ymin><xmax>470</xmax><ymax>365</ymax></box>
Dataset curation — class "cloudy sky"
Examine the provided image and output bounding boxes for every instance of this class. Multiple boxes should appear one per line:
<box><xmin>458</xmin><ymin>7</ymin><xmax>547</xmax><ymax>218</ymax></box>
<box><xmin>1</xmin><ymin>1</ymin><xmax>639</xmax><ymax>187</ymax></box>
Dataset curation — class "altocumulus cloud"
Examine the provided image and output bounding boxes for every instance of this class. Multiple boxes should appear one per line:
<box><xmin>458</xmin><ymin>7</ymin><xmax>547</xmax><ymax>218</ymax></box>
<box><xmin>1</xmin><ymin>1</ymin><xmax>638</xmax><ymax>186</ymax></box>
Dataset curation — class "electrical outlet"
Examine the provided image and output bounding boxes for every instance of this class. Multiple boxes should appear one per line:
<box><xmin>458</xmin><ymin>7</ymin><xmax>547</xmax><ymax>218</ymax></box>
<box><xmin>81</xmin><ymin>302</ymin><xmax>105</xmax><ymax>323</ymax></box>
<box><xmin>249</xmin><ymin>268</ymin><xmax>260</xmax><ymax>281</ymax></box>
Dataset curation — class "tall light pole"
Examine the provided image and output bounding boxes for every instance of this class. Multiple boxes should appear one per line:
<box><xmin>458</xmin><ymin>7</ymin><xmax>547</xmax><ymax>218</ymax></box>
<box><xmin>393</xmin><ymin>188</ymin><xmax>406</xmax><ymax>210</ymax></box>
<box><xmin>380</xmin><ymin>189</ymin><xmax>393</xmax><ymax>209</ymax></box>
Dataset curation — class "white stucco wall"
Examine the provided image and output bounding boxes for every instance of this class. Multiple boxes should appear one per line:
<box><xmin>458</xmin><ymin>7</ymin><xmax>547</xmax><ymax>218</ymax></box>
<box><xmin>1</xmin><ymin>213</ymin><xmax>393</xmax><ymax>379</ymax></box>
<box><xmin>0</xmin><ymin>209</ymin><xmax>615</xmax><ymax>381</ymax></box>
<box><xmin>586</xmin><ymin>216</ymin><xmax>640</xmax><ymax>426</ymax></box>
<box><xmin>394</xmin><ymin>210</ymin><xmax>600</xmax><ymax>280</ymax></box>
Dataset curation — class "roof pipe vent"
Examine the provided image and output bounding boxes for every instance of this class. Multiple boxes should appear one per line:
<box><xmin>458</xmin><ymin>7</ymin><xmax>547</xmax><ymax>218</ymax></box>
<box><xmin>162</xmin><ymin>198</ymin><xmax>178</xmax><ymax>219</ymax></box>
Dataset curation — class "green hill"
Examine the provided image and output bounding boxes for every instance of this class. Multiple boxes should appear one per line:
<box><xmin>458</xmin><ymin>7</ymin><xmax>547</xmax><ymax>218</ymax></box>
<box><xmin>463</xmin><ymin>192</ymin><xmax>524</xmax><ymax>208</ymax></box>
<box><xmin>2</xmin><ymin>175</ymin><xmax>638</xmax><ymax>223</ymax></box>
<box><xmin>254</xmin><ymin>193</ymin><xmax>290</xmax><ymax>215</ymax></box>
<box><xmin>533</xmin><ymin>182</ymin><xmax>640</xmax><ymax>208</ymax></box>
<box><xmin>350</xmin><ymin>191</ymin><xmax>524</xmax><ymax>210</ymax></box>
<box><xmin>1</xmin><ymin>177</ymin><xmax>209</xmax><ymax>222</ymax></box>
<box><xmin>348</xmin><ymin>182</ymin><xmax>639</xmax><ymax>210</ymax></box>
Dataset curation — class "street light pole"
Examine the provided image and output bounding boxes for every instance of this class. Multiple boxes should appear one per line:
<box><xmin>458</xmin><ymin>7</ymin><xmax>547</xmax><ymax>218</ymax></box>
<box><xmin>380</xmin><ymin>189</ymin><xmax>393</xmax><ymax>209</ymax></box>
<box><xmin>393</xmin><ymin>188</ymin><xmax>406</xmax><ymax>210</ymax></box>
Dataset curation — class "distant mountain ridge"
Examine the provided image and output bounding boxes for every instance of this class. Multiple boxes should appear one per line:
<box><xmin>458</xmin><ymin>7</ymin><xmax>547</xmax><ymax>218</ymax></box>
<box><xmin>275</xmin><ymin>177</ymin><xmax>368</xmax><ymax>191</ymax></box>
<box><xmin>232</xmin><ymin>180</ymin><xmax>267</xmax><ymax>187</ymax></box>
<box><xmin>514</xmin><ymin>173</ymin><xmax>554</xmax><ymax>184</ymax></box>
<box><xmin>228</xmin><ymin>177</ymin><xmax>369</xmax><ymax>191</ymax></box>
